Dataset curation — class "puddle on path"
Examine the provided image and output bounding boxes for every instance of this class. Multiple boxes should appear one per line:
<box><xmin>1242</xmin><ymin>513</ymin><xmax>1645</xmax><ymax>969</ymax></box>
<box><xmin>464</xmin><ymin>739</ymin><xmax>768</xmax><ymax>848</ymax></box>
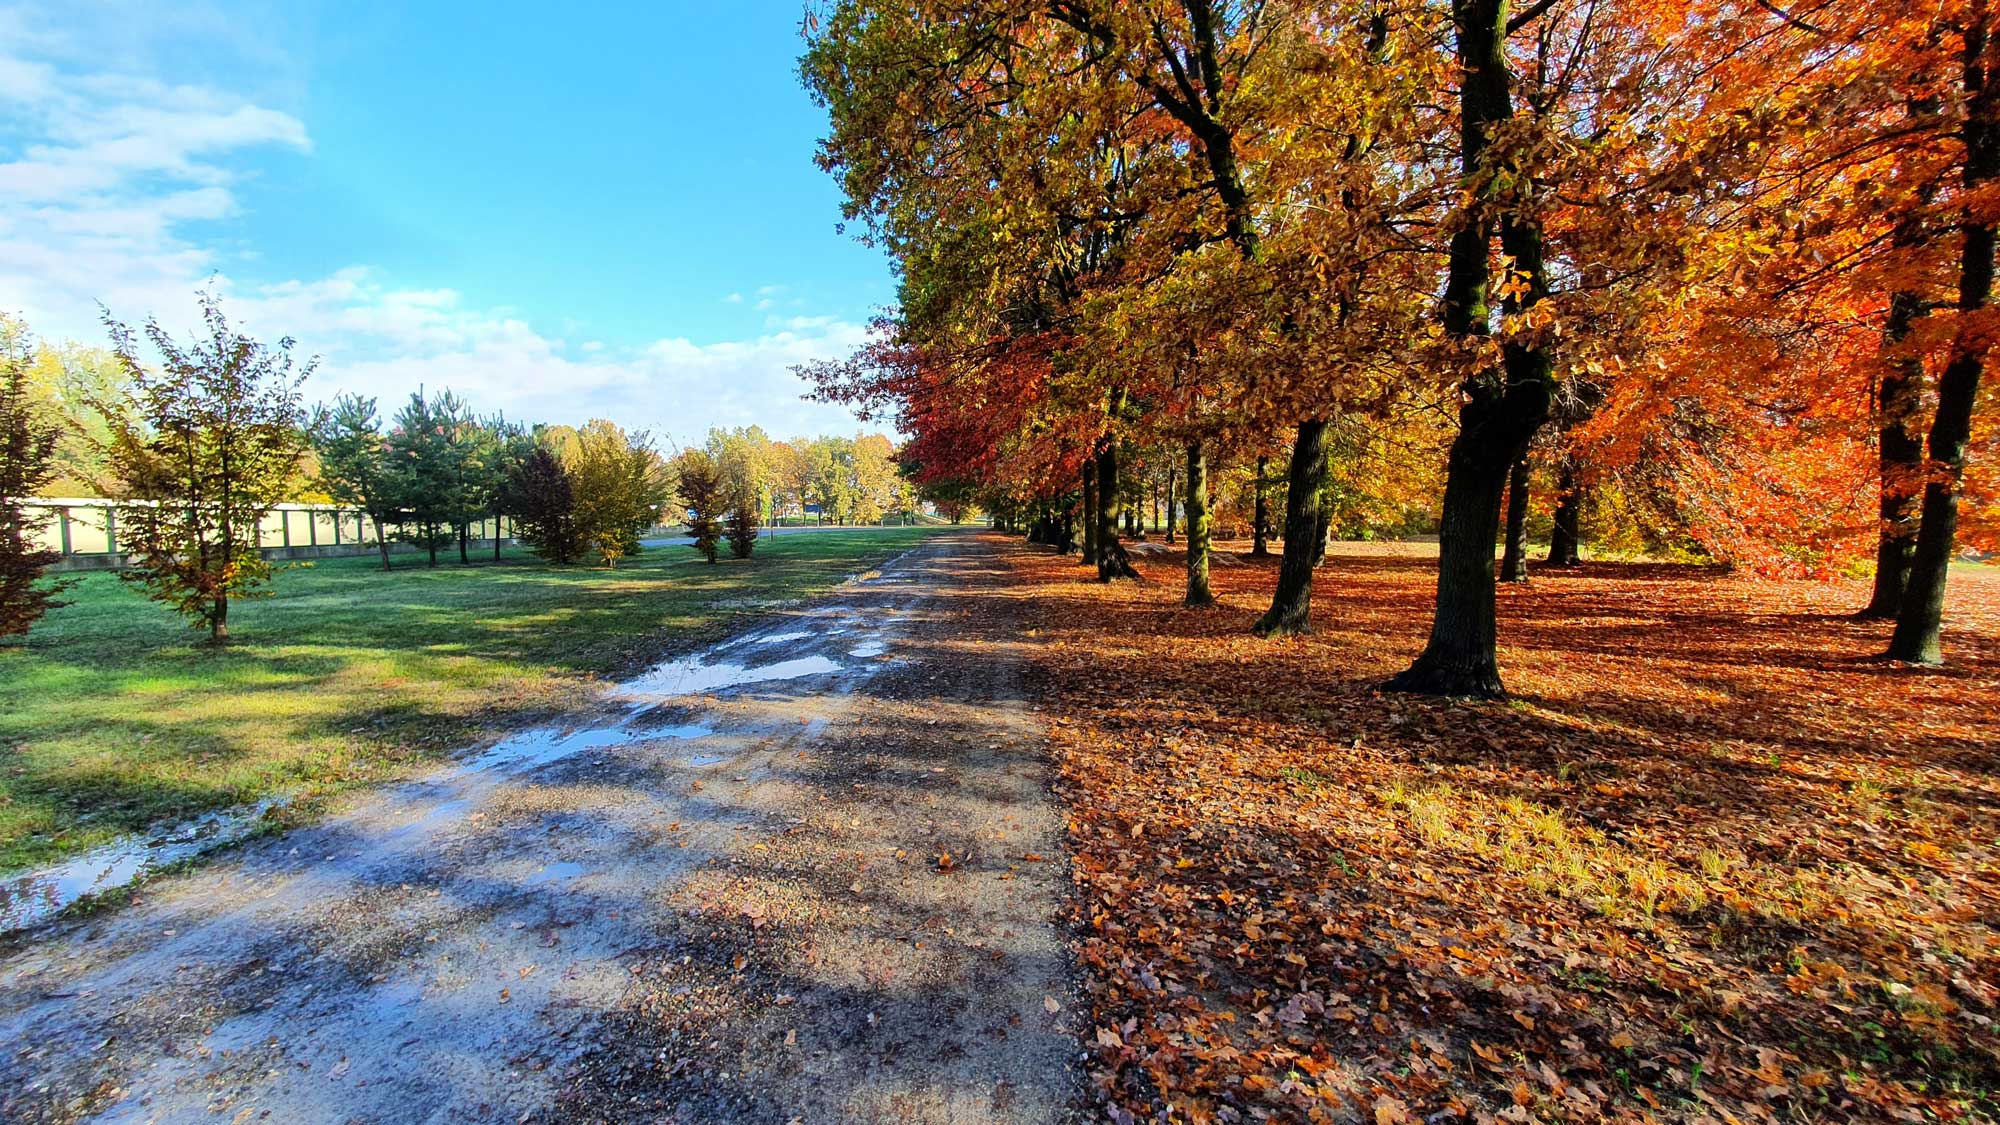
<box><xmin>0</xmin><ymin>800</ymin><xmax>279</xmax><ymax>934</ymax></box>
<box><xmin>848</xmin><ymin>640</ymin><xmax>888</xmax><ymax>658</ymax></box>
<box><xmin>756</xmin><ymin>631</ymin><xmax>812</xmax><ymax>645</ymax></box>
<box><xmin>453</xmin><ymin>718</ymin><xmax>712</xmax><ymax>777</ymax></box>
<box><xmin>526</xmin><ymin>860</ymin><xmax>588</xmax><ymax>886</ymax></box>
<box><xmin>616</xmin><ymin>655</ymin><xmax>842</xmax><ymax>700</ymax></box>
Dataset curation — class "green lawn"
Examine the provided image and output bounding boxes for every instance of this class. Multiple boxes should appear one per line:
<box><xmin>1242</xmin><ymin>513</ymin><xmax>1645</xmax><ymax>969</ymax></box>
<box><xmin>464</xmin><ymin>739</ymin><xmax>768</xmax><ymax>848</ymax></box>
<box><xmin>0</xmin><ymin>528</ymin><xmax>944</xmax><ymax>872</ymax></box>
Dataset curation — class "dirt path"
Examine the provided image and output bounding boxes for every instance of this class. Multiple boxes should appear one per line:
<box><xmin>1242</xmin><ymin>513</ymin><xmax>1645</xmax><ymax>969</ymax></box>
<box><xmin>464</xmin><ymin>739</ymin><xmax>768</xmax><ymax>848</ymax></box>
<box><xmin>0</xmin><ymin>533</ymin><xmax>1084</xmax><ymax>1124</ymax></box>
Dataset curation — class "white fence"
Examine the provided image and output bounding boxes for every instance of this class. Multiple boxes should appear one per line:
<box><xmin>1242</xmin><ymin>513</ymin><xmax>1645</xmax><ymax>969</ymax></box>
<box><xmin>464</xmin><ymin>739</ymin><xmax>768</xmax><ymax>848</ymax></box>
<box><xmin>21</xmin><ymin>498</ymin><xmax>515</xmax><ymax>571</ymax></box>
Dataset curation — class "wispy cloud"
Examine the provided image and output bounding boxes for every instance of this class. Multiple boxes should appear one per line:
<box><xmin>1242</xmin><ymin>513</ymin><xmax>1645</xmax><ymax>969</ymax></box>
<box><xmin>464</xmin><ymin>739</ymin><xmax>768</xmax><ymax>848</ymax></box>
<box><xmin>0</xmin><ymin>33</ymin><xmax>877</xmax><ymax>446</ymax></box>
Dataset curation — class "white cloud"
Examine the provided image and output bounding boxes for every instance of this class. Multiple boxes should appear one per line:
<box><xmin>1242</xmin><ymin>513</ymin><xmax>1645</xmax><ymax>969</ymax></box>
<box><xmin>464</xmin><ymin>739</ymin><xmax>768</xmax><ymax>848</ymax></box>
<box><xmin>0</xmin><ymin>42</ymin><xmax>879</xmax><ymax>445</ymax></box>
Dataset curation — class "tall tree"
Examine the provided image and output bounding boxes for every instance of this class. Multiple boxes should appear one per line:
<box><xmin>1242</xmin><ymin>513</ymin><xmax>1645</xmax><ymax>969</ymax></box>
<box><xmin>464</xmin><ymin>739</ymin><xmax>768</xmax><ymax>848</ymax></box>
<box><xmin>100</xmin><ymin>293</ymin><xmax>308</xmax><ymax>643</ymax></box>
<box><xmin>1890</xmin><ymin>15</ymin><xmax>2000</xmax><ymax>664</ymax></box>
<box><xmin>1385</xmin><ymin>0</ymin><xmax>1557</xmax><ymax>698</ymax></box>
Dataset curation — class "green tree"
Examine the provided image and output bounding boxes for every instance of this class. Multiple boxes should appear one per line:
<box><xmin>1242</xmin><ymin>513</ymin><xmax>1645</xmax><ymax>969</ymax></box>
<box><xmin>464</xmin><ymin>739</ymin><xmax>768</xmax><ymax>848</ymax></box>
<box><xmin>100</xmin><ymin>293</ymin><xmax>309</xmax><ymax>643</ymax></box>
<box><xmin>1</xmin><ymin>330</ymin><xmax>71</xmax><ymax>637</ymax></box>
<box><xmin>484</xmin><ymin>414</ymin><xmax>536</xmax><ymax>561</ymax></box>
<box><xmin>309</xmin><ymin>393</ymin><xmax>402</xmax><ymax>571</ymax></box>
<box><xmin>569</xmin><ymin>419</ymin><xmax>670</xmax><ymax>568</ymax></box>
<box><xmin>387</xmin><ymin>388</ymin><xmax>467</xmax><ymax>566</ymax></box>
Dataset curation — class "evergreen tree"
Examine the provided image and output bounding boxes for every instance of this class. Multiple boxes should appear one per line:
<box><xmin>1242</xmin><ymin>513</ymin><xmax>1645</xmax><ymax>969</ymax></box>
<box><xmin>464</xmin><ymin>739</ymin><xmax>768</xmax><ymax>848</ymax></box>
<box><xmin>309</xmin><ymin>393</ymin><xmax>402</xmax><ymax>571</ymax></box>
<box><xmin>0</xmin><ymin>331</ymin><xmax>70</xmax><ymax>637</ymax></box>
<box><xmin>387</xmin><ymin>388</ymin><xmax>465</xmax><ymax>566</ymax></box>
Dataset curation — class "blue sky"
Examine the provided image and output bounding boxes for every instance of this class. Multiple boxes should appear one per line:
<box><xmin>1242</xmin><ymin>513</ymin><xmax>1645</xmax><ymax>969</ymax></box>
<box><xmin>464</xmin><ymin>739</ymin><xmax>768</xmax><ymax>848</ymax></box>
<box><xmin>0</xmin><ymin>1</ymin><xmax>895</xmax><ymax>445</ymax></box>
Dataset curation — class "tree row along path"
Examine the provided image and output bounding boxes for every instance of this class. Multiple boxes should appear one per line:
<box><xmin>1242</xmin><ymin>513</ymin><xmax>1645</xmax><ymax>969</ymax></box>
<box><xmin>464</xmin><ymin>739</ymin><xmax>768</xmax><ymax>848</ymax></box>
<box><xmin>0</xmin><ymin>531</ymin><xmax>1085</xmax><ymax>1124</ymax></box>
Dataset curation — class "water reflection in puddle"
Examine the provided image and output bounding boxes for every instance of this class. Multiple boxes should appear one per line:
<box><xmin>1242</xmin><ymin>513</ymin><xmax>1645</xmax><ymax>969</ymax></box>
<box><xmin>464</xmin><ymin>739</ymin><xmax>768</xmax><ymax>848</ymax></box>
<box><xmin>0</xmin><ymin>800</ymin><xmax>278</xmax><ymax>934</ymax></box>
<box><xmin>848</xmin><ymin>641</ymin><xmax>888</xmax><ymax>658</ymax></box>
<box><xmin>617</xmin><ymin>655</ymin><xmax>841</xmax><ymax>700</ymax></box>
<box><xmin>526</xmin><ymin>861</ymin><xmax>587</xmax><ymax>886</ymax></box>
<box><xmin>453</xmin><ymin>720</ymin><xmax>712</xmax><ymax>777</ymax></box>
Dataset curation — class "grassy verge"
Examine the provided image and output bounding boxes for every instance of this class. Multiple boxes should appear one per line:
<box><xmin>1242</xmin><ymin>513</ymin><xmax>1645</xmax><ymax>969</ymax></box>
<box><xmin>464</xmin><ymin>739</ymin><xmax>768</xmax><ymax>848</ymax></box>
<box><xmin>0</xmin><ymin>528</ymin><xmax>944</xmax><ymax>872</ymax></box>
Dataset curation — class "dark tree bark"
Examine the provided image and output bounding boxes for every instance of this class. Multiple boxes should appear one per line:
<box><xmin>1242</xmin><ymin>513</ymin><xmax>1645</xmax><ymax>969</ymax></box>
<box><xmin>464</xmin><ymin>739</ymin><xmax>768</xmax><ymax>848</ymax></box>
<box><xmin>1165</xmin><ymin>463</ymin><xmax>1178</xmax><ymax>544</ymax></box>
<box><xmin>1889</xmin><ymin>26</ymin><xmax>1998</xmax><ymax>663</ymax></box>
<box><xmin>1096</xmin><ymin>441</ymin><xmax>1138</xmax><ymax>581</ymax></box>
<box><xmin>1184</xmin><ymin>440</ymin><xmax>1214</xmax><ymax>607</ymax></box>
<box><xmin>458</xmin><ymin>522</ymin><xmax>470</xmax><ymax>565</ymax></box>
<box><xmin>1546</xmin><ymin>458</ymin><xmax>1582</xmax><ymax>566</ymax></box>
<box><xmin>1255</xmin><ymin>420</ymin><xmax>1331</xmax><ymax>636</ymax></box>
<box><xmin>1081</xmin><ymin>460</ymin><xmax>1098</xmax><ymax>567</ymax></box>
<box><xmin>374</xmin><ymin>517</ymin><xmax>392</xmax><ymax>571</ymax></box>
<box><xmin>1499</xmin><ymin>455</ymin><xmax>1530</xmax><ymax>582</ymax></box>
<box><xmin>1384</xmin><ymin>0</ymin><xmax>1554</xmax><ymax>698</ymax></box>
<box><xmin>1862</xmin><ymin>265</ymin><xmax>1933</xmax><ymax>616</ymax></box>
<box><xmin>1311</xmin><ymin>470</ymin><xmax>1333</xmax><ymax>567</ymax></box>
<box><xmin>1251</xmin><ymin>454</ymin><xmax>1271</xmax><ymax>556</ymax></box>
<box><xmin>1863</xmin><ymin>99</ymin><xmax>1940</xmax><ymax>618</ymax></box>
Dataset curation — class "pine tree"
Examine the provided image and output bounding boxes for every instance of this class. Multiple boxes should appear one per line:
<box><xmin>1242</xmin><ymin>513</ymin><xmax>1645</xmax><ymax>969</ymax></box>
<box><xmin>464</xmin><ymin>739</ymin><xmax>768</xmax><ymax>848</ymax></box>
<box><xmin>0</xmin><ymin>331</ymin><xmax>70</xmax><ymax>637</ymax></box>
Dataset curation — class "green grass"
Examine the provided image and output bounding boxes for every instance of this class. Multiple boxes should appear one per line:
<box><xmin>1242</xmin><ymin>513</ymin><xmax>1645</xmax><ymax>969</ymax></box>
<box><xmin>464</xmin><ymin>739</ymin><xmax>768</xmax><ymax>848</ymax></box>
<box><xmin>0</xmin><ymin>528</ymin><xmax>945</xmax><ymax>873</ymax></box>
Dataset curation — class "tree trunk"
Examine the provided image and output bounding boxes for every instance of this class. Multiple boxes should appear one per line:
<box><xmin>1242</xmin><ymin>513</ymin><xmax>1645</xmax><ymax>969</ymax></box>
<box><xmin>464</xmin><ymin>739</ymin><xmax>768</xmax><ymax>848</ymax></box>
<box><xmin>1384</xmin><ymin>0</ymin><xmax>1553</xmax><ymax>698</ymax></box>
<box><xmin>1081</xmin><ymin>460</ymin><xmax>1098</xmax><ymax>567</ymax></box>
<box><xmin>1096</xmin><ymin>441</ymin><xmax>1137</xmax><ymax>581</ymax></box>
<box><xmin>1165</xmin><ymin>464</ymin><xmax>1178</xmax><ymax>544</ymax></box>
<box><xmin>1889</xmin><ymin>27</ymin><xmax>1997</xmax><ymax>663</ymax></box>
<box><xmin>1546</xmin><ymin>458</ymin><xmax>1582</xmax><ymax>566</ymax></box>
<box><xmin>458</xmin><ymin>522</ymin><xmax>470</xmax><ymax>565</ymax></box>
<box><xmin>374</xmin><ymin>517</ymin><xmax>392</xmax><ymax>571</ymax></box>
<box><xmin>1251</xmin><ymin>455</ymin><xmax>1271</xmax><ymax>556</ymax></box>
<box><xmin>210</xmin><ymin>594</ymin><xmax>229</xmax><ymax>644</ymax></box>
<box><xmin>1311</xmin><ymin>481</ymin><xmax>1333</xmax><ymax>567</ymax></box>
<box><xmin>1185</xmin><ymin>441</ymin><xmax>1214</xmax><ymax>607</ymax></box>
<box><xmin>494</xmin><ymin>513</ymin><xmax>504</xmax><ymax>561</ymax></box>
<box><xmin>1255</xmin><ymin>420</ymin><xmax>1331</xmax><ymax>636</ymax></box>
<box><xmin>1862</xmin><ymin>284</ymin><xmax>1929</xmax><ymax>617</ymax></box>
<box><xmin>1500</xmin><ymin>455</ymin><xmax>1530</xmax><ymax>582</ymax></box>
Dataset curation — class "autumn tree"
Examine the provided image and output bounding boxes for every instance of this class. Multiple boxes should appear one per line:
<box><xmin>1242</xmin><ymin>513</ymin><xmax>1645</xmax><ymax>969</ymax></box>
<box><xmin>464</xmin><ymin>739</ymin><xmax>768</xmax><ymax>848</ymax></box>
<box><xmin>676</xmin><ymin>448</ymin><xmax>725</xmax><ymax>563</ymax></box>
<box><xmin>100</xmin><ymin>293</ymin><xmax>309</xmax><ymax>644</ymax></box>
<box><xmin>570</xmin><ymin>419</ymin><xmax>669</xmax><ymax>568</ymax></box>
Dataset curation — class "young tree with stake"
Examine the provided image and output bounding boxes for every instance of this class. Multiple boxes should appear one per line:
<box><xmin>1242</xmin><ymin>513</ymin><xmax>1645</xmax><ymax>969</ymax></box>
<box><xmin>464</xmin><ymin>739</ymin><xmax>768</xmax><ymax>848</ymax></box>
<box><xmin>100</xmin><ymin>294</ymin><xmax>308</xmax><ymax>644</ymax></box>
